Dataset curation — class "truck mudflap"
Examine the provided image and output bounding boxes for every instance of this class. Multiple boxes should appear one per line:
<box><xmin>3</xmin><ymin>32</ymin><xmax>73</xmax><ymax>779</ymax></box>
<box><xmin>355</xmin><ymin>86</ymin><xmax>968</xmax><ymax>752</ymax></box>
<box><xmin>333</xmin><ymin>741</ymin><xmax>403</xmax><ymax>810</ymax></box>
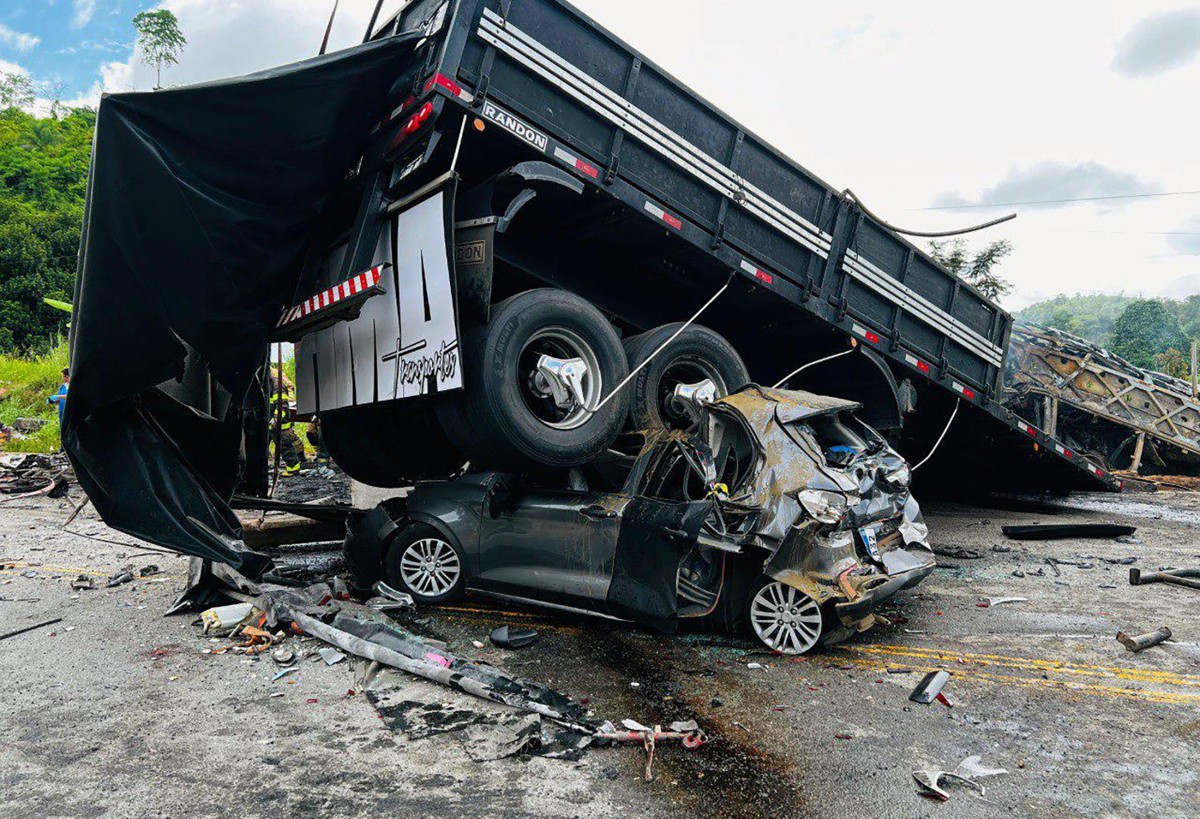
<box><xmin>295</xmin><ymin>179</ymin><xmax>465</xmax><ymax>415</ymax></box>
<box><xmin>65</xmin><ymin>36</ymin><xmax>422</xmax><ymax>570</ymax></box>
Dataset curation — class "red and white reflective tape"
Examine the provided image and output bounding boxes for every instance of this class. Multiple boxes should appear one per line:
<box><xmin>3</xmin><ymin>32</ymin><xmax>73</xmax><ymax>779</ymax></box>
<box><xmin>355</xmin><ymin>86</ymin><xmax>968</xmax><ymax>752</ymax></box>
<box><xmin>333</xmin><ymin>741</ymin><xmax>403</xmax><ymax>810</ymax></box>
<box><xmin>1016</xmin><ymin>419</ymin><xmax>1038</xmax><ymax>438</ymax></box>
<box><xmin>739</xmin><ymin>259</ymin><xmax>773</xmax><ymax>285</ymax></box>
<box><xmin>1054</xmin><ymin>443</ymin><xmax>1074</xmax><ymax>459</ymax></box>
<box><xmin>851</xmin><ymin>323</ymin><xmax>880</xmax><ymax>346</ymax></box>
<box><xmin>424</xmin><ymin>73</ymin><xmax>471</xmax><ymax>102</ymax></box>
<box><xmin>902</xmin><ymin>352</ymin><xmax>931</xmax><ymax>375</ymax></box>
<box><xmin>278</xmin><ymin>265</ymin><xmax>384</xmax><ymax>328</ymax></box>
<box><xmin>552</xmin><ymin>146</ymin><xmax>599</xmax><ymax>179</ymax></box>
<box><xmin>644</xmin><ymin>200</ymin><xmax>683</xmax><ymax>230</ymax></box>
<box><xmin>951</xmin><ymin>381</ymin><xmax>976</xmax><ymax>401</ymax></box>
<box><xmin>1089</xmin><ymin>463</ymin><xmax>1106</xmax><ymax>477</ymax></box>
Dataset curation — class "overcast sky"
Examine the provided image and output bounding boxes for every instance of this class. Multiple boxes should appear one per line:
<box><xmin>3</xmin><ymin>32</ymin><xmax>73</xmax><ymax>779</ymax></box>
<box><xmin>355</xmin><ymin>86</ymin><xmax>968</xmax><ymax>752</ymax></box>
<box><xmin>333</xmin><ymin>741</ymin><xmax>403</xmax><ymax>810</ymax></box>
<box><xmin>2</xmin><ymin>0</ymin><xmax>1198</xmax><ymax>309</ymax></box>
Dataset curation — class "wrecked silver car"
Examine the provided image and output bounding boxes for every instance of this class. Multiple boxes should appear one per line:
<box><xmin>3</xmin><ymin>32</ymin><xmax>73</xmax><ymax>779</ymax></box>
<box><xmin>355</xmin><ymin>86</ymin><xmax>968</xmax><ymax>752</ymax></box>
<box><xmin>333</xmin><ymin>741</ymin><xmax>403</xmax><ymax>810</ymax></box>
<box><xmin>347</xmin><ymin>386</ymin><xmax>935</xmax><ymax>654</ymax></box>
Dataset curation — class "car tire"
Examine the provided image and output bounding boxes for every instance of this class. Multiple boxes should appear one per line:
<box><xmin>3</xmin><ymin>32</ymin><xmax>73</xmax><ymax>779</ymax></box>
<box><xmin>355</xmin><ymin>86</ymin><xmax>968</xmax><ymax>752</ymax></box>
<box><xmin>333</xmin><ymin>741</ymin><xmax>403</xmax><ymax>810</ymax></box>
<box><xmin>320</xmin><ymin>400</ymin><xmax>466</xmax><ymax>488</ymax></box>
<box><xmin>622</xmin><ymin>323</ymin><xmax>749</xmax><ymax>431</ymax></box>
<box><xmin>384</xmin><ymin>522</ymin><xmax>466</xmax><ymax>605</ymax></box>
<box><xmin>743</xmin><ymin>575</ymin><xmax>825</xmax><ymax>655</ymax></box>
<box><xmin>436</xmin><ymin>288</ymin><xmax>630</xmax><ymax>470</ymax></box>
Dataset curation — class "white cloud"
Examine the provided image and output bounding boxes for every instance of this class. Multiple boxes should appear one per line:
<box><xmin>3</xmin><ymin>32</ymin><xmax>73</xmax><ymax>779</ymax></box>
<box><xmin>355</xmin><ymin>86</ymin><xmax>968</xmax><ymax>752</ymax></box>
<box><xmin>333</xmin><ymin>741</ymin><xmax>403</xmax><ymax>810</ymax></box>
<box><xmin>933</xmin><ymin>162</ymin><xmax>1159</xmax><ymax>211</ymax></box>
<box><xmin>0</xmin><ymin>23</ymin><xmax>40</xmax><ymax>52</ymax></box>
<box><xmin>1112</xmin><ymin>7</ymin><xmax>1200</xmax><ymax>78</ymax></box>
<box><xmin>73</xmin><ymin>0</ymin><xmax>99</xmax><ymax>29</ymax></box>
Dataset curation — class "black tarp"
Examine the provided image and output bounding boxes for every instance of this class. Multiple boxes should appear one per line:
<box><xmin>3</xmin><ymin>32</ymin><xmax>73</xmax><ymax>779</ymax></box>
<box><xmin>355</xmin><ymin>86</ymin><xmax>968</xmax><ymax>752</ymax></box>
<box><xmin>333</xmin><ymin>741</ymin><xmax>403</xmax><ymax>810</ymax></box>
<box><xmin>65</xmin><ymin>35</ymin><xmax>420</xmax><ymax>572</ymax></box>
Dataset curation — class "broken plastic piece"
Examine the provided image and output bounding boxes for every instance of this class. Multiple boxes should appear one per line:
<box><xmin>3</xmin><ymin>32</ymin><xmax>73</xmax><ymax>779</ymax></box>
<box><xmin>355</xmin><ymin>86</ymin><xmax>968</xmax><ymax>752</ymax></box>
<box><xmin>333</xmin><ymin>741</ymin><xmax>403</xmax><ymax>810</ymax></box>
<box><xmin>199</xmin><ymin>603</ymin><xmax>256</xmax><ymax>635</ymax></box>
<box><xmin>913</xmin><ymin>755</ymin><xmax>1007</xmax><ymax>801</ymax></box>
<box><xmin>319</xmin><ymin>647</ymin><xmax>347</xmax><ymax>665</ymax></box>
<box><xmin>490</xmin><ymin>626</ymin><xmax>538</xmax><ymax>649</ymax></box>
<box><xmin>1116</xmin><ymin>626</ymin><xmax>1171</xmax><ymax>652</ymax></box>
<box><xmin>909</xmin><ymin>670</ymin><xmax>951</xmax><ymax>704</ymax></box>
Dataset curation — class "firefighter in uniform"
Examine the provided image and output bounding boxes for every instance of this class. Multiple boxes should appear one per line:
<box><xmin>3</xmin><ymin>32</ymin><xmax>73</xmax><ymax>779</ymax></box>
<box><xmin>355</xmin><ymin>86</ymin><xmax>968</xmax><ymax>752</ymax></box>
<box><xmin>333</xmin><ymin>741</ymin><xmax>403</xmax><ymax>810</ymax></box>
<box><xmin>270</xmin><ymin>368</ymin><xmax>305</xmax><ymax>477</ymax></box>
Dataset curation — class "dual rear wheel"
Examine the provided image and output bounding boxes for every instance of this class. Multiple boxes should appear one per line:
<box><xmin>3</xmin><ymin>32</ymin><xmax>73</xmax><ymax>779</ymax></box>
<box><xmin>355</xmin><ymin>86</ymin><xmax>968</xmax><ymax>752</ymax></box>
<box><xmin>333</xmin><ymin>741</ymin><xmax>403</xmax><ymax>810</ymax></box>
<box><xmin>322</xmin><ymin>287</ymin><xmax>749</xmax><ymax>476</ymax></box>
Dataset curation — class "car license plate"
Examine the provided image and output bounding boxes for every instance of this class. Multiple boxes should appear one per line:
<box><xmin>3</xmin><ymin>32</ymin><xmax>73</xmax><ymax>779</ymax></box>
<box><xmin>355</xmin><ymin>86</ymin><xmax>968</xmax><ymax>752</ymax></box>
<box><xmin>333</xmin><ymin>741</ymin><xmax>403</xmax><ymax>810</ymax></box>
<box><xmin>859</xmin><ymin>526</ymin><xmax>880</xmax><ymax>560</ymax></box>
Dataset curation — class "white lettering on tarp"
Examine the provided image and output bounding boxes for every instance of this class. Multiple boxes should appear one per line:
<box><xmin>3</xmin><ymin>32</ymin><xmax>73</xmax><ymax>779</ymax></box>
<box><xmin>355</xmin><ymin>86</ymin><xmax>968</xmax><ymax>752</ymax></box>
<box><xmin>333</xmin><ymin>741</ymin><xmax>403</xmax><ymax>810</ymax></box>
<box><xmin>397</xmin><ymin>338</ymin><xmax>459</xmax><ymax>386</ymax></box>
<box><xmin>387</xmin><ymin>191</ymin><xmax>464</xmax><ymax>399</ymax></box>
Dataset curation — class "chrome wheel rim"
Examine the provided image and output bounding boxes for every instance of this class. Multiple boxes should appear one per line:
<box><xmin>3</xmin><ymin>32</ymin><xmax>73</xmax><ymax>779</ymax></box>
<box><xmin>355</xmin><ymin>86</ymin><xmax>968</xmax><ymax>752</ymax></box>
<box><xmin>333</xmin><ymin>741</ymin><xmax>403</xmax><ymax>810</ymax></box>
<box><xmin>519</xmin><ymin>327</ymin><xmax>602</xmax><ymax>430</ymax></box>
<box><xmin>399</xmin><ymin>537</ymin><xmax>461</xmax><ymax>597</ymax></box>
<box><xmin>750</xmin><ymin>581</ymin><xmax>822</xmax><ymax>654</ymax></box>
<box><xmin>659</xmin><ymin>356</ymin><xmax>727</xmax><ymax>428</ymax></box>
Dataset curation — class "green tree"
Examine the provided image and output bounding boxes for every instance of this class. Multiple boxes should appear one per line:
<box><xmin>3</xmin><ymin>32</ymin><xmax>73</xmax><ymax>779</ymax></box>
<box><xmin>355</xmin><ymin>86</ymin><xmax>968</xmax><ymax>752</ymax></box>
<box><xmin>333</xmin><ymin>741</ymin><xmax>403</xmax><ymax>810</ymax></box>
<box><xmin>1048</xmin><ymin>307</ymin><xmax>1080</xmax><ymax>335</ymax></box>
<box><xmin>1109</xmin><ymin>299</ymin><xmax>1188</xmax><ymax>368</ymax></box>
<box><xmin>1017</xmin><ymin>293</ymin><xmax>1136</xmax><ymax>345</ymax></box>
<box><xmin>928</xmin><ymin>238</ymin><xmax>1014</xmax><ymax>301</ymax></box>
<box><xmin>0</xmin><ymin>106</ymin><xmax>94</xmax><ymax>353</ymax></box>
<box><xmin>1153</xmin><ymin>348</ymin><xmax>1190</xmax><ymax>379</ymax></box>
<box><xmin>0</xmin><ymin>73</ymin><xmax>35</xmax><ymax>110</ymax></box>
<box><xmin>132</xmin><ymin>10</ymin><xmax>188</xmax><ymax>90</ymax></box>
<box><xmin>1176</xmin><ymin>294</ymin><xmax>1200</xmax><ymax>340</ymax></box>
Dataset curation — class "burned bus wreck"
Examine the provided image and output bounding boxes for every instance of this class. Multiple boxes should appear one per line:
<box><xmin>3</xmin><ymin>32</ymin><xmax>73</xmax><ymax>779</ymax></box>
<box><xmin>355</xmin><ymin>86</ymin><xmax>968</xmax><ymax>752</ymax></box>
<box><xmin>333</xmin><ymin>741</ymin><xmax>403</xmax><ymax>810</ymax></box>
<box><xmin>346</xmin><ymin>386</ymin><xmax>935</xmax><ymax>654</ymax></box>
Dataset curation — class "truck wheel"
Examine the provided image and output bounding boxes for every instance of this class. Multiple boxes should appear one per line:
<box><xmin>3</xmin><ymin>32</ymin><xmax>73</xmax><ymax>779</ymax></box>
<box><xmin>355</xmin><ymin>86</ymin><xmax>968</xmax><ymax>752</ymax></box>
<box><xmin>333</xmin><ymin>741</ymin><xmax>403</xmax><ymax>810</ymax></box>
<box><xmin>320</xmin><ymin>400</ymin><xmax>465</xmax><ymax>488</ymax></box>
<box><xmin>384</xmin><ymin>522</ymin><xmax>465</xmax><ymax>604</ymax></box>
<box><xmin>623</xmin><ymin>323</ymin><xmax>749</xmax><ymax>430</ymax></box>
<box><xmin>437</xmin><ymin>289</ymin><xmax>629</xmax><ymax>469</ymax></box>
<box><xmin>744</xmin><ymin>575</ymin><xmax>824</xmax><ymax>655</ymax></box>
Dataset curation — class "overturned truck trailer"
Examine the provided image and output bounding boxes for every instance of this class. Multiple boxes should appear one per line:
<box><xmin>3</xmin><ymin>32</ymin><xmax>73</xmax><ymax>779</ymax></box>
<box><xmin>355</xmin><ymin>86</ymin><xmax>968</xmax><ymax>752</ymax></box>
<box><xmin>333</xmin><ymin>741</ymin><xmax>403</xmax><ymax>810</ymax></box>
<box><xmin>287</xmin><ymin>0</ymin><xmax>1119</xmax><ymax>494</ymax></box>
<box><xmin>1006</xmin><ymin>325</ymin><xmax>1200</xmax><ymax>476</ymax></box>
<box><xmin>66</xmin><ymin>0</ymin><xmax>1117</xmax><ymax>570</ymax></box>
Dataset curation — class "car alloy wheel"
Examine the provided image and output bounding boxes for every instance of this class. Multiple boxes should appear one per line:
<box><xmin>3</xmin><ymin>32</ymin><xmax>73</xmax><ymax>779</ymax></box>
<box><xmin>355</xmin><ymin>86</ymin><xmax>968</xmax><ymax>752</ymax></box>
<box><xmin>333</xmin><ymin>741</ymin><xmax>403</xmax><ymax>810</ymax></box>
<box><xmin>749</xmin><ymin>580</ymin><xmax>823</xmax><ymax>654</ymax></box>
<box><xmin>398</xmin><ymin>537</ymin><xmax>461</xmax><ymax>598</ymax></box>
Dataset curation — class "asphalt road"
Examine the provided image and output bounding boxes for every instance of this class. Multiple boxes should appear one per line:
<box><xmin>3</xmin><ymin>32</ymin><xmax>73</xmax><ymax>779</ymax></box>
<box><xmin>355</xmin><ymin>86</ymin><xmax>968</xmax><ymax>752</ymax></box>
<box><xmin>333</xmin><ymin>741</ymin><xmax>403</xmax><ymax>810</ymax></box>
<box><xmin>2</xmin><ymin>485</ymin><xmax>1198</xmax><ymax>818</ymax></box>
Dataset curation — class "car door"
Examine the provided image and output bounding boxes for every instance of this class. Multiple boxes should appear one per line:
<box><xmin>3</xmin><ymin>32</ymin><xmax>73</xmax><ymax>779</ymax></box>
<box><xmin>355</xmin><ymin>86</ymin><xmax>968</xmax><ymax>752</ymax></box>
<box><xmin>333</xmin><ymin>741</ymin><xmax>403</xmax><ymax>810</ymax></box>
<box><xmin>475</xmin><ymin>481</ymin><xmax>631</xmax><ymax>611</ymax></box>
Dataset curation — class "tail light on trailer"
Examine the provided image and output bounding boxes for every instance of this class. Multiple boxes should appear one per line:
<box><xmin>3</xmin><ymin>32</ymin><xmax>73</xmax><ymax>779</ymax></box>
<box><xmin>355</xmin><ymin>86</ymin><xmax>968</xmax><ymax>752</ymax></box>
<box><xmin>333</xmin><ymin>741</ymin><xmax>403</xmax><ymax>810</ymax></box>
<box><xmin>388</xmin><ymin>101</ymin><xmax>436</xmax><ymax>152</ymax></box>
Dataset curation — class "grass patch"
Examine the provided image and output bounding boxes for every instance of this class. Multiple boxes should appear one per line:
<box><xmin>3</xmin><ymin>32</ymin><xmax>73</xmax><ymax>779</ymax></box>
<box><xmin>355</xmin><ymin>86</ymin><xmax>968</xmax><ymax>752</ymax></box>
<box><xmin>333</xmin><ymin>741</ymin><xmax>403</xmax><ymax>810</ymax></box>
<box><xmin>0</xmin><ymin>342</ymin><xmax>67</xmax><ymax>453</ymax></box>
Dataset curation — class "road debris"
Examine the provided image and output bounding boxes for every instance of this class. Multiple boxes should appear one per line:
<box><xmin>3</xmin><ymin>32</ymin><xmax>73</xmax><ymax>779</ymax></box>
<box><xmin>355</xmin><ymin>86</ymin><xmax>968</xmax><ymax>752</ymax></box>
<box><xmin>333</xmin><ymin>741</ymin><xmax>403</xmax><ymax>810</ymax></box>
<box><xmin>490</xmin><ymin>625</ymin><xmax>538</xmax><ymax>649</ymax></box>
<box><xmin>1129</xmin><ymin>567</ymin><xmax>1200</xmax><ymax>591</ymax></box>
<box><xmin>199</xmin><ymin>603</ymin><xmax>257</xmax><ymax>635</ymax></box>
<box><xmin>914</xmin><ymin>755</ymin><xmax>1008</xmax><ymax>801</ymax></box>
<box><xmin>70</xmin><ymin>575</ymin><xmax>95</xmax><ymax>591</ymax></box>
<box><xmin>0</xmin><ymin>617</ymin><xmax>63</xmax><ymax>642</ymax></box>
<box><xmin>0</xmin><ymin>454</ymin><xmax>71</xmax><ymax>501</ymax></box>
<box><xmin>596</xmin><ymin>719</ymin><xmax>708</xmax><ymax>781</ymax></box>
<box><xmin>933</xmin><ymin>545</ymin><xmax>984</xmax><ymax>560</ymax></box>
<box><xmin>1116</xmin><ymin>626</ymin><xmax>1172</xmax><ymax>652</ymax></box>
<box><xmin>986</xmin><ymin>596</ymin><xmax>1028</xmax><ymax>607</ymax></box>
<box><xmin>1002</xmin><ymin>524</ymin><xmax>1136</xmax><ymax>541</ymax></box>
<box><xmin>106</xmin><ymin>566</ymin><xmax>135</xmax><ymax>587</ymax></box>
<box><xmin>909</xmin><ymin>670</ymin><xmax>951</xmax><ymax>704</ymax></box>
<box><xmin>318</xmin><ymin>647</ymin><xmax>347</xmax><ymax>665</ymax></box>
<box><xmin>271</xmin><ymin>646</ymin><xmax>296</xmax><ymax>666</ymax></box>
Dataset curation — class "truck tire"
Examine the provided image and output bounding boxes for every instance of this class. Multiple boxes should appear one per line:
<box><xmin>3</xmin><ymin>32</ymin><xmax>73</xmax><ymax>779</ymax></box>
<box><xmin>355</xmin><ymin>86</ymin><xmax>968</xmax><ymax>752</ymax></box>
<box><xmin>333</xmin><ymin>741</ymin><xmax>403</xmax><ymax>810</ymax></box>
<box><xmin>320</xmin><ymin>400</ymin><xmax>466</xmax><ymax>488</ymax></box>
<box><xmin>623</xmin><ymin>323</ymin><xmax>749</xmax><ymax>431</ymax></box>
<box><xmin>436</xmin><ymin>288</ymin><xmax>630</xmax><ymax>469</ymax></box>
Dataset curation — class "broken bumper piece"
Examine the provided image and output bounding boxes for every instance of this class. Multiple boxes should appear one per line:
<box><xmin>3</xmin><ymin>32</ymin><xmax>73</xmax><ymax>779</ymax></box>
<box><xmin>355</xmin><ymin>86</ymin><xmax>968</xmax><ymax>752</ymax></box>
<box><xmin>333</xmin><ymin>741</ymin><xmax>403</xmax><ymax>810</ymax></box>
<box><xmin>833</xmin><ymin>547</ymin><xmax>936</xmax><ymax>624</ymax></box>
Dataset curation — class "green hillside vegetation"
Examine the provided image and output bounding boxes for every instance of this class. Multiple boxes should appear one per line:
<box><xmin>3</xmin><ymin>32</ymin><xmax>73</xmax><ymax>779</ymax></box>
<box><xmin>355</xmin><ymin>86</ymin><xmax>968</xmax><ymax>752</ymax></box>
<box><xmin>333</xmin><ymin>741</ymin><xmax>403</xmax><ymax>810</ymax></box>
<box><xmin>0</xmin><ymin>106</ymin><xmax>94</xmax><ymax>354</ymax></box>
<box><xmin>1019</xmin><ymin>293</ymin><xmax>1200</xmax><ymax>378</ymax></box>
<box><xmin>0</xmin><ymin>341</ymin><xmax>68</xmax><ymax>452</ymax></box>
